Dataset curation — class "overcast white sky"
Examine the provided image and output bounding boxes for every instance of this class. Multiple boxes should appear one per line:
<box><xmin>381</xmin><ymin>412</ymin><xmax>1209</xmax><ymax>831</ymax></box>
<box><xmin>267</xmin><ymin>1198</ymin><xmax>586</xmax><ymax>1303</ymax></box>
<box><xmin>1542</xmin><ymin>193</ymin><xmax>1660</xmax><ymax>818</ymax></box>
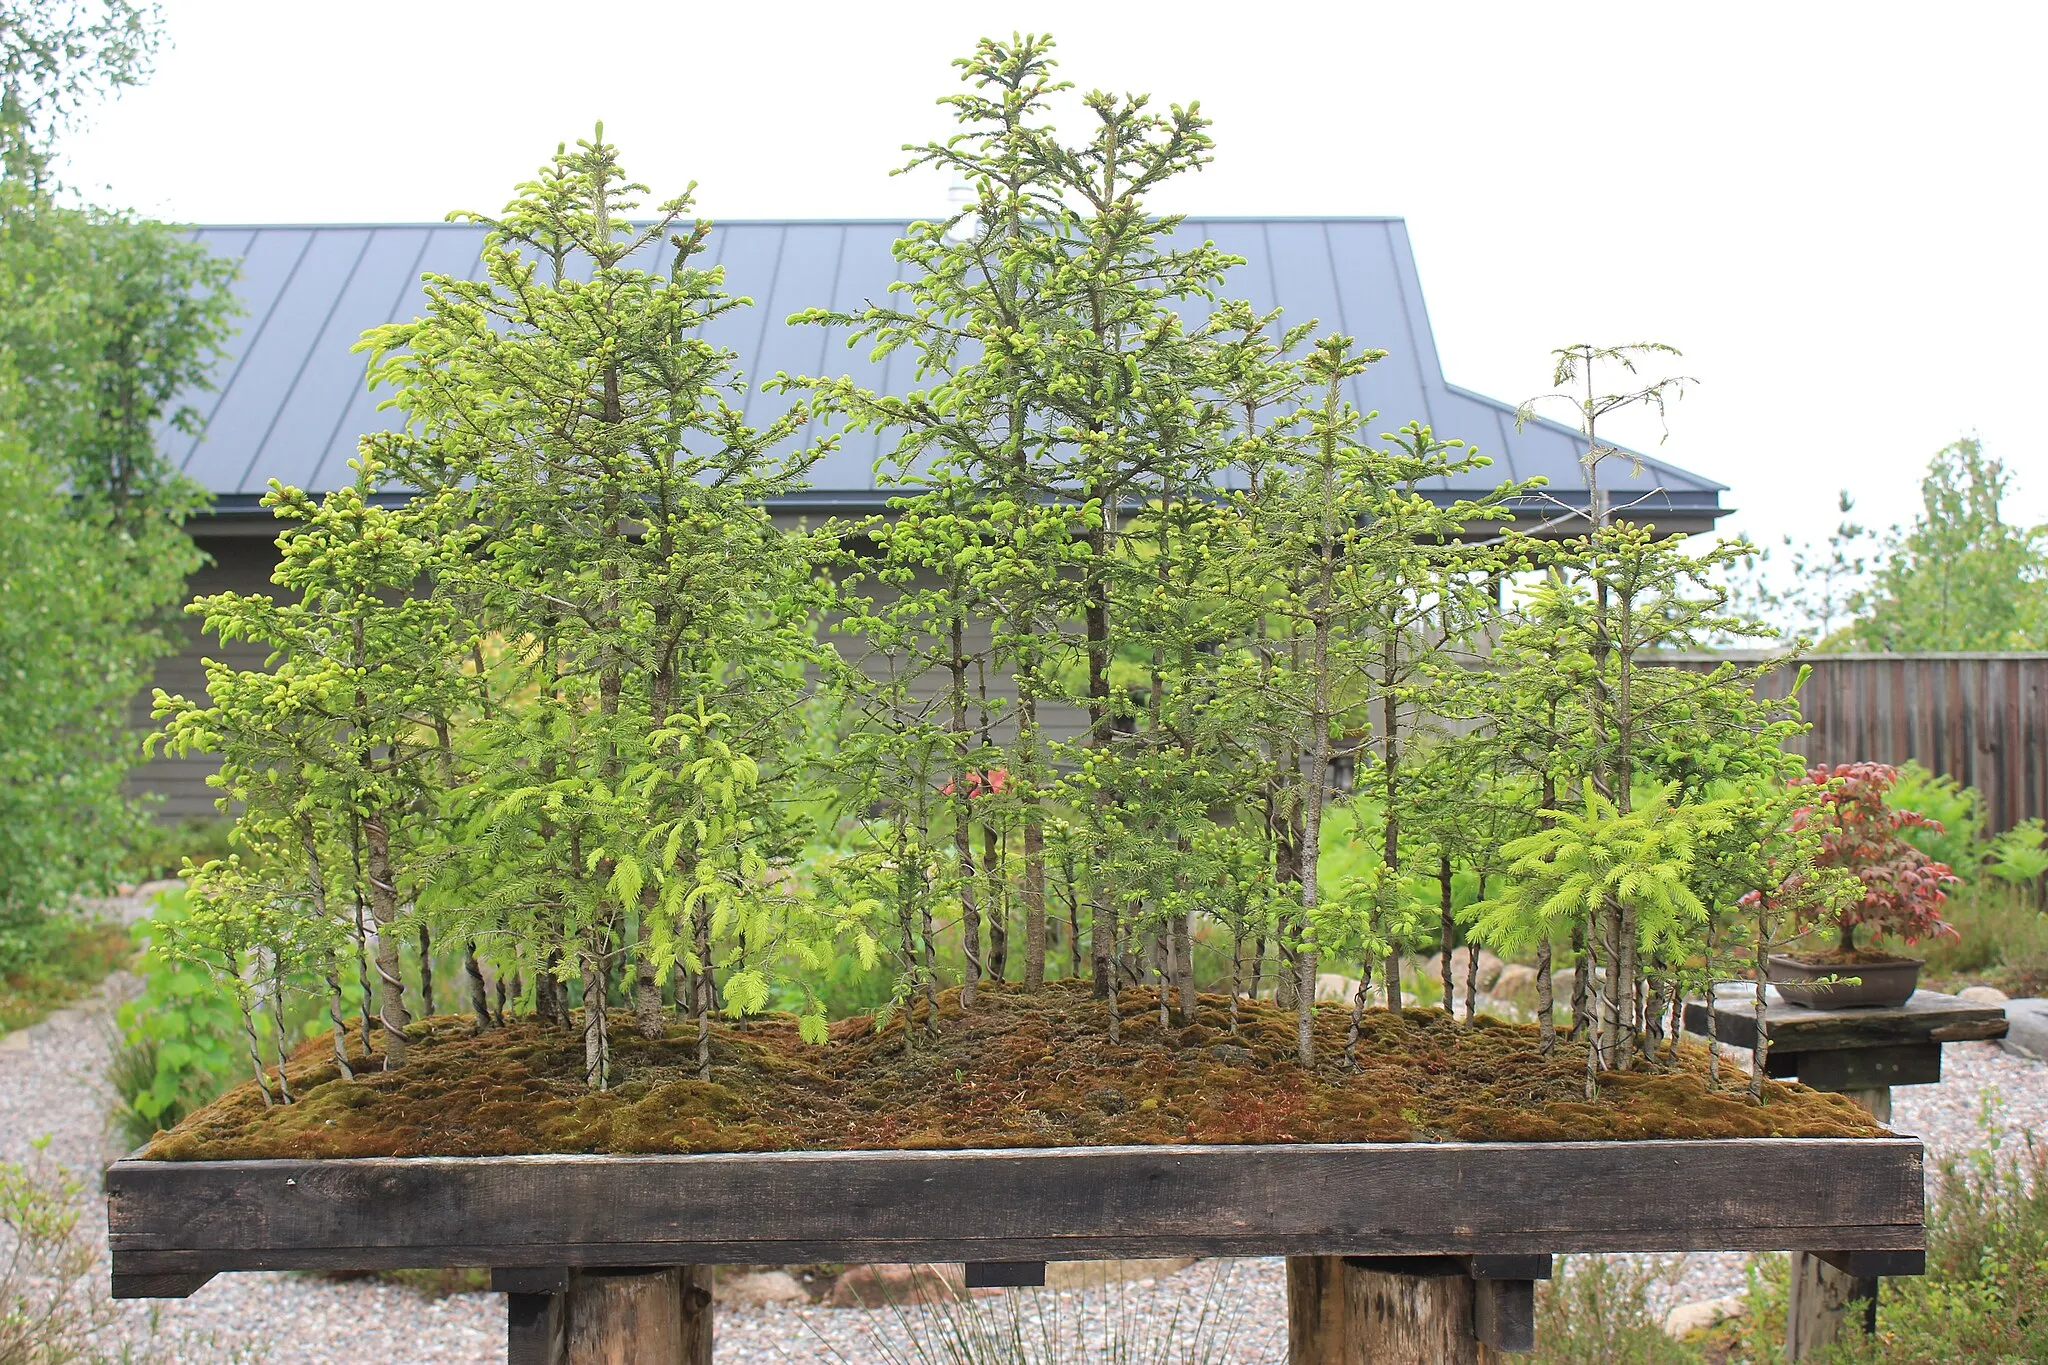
<box><xmin>60</xmin><ymin>1</ymin><xmax>2047</xmax><ymax>553</ymax></box>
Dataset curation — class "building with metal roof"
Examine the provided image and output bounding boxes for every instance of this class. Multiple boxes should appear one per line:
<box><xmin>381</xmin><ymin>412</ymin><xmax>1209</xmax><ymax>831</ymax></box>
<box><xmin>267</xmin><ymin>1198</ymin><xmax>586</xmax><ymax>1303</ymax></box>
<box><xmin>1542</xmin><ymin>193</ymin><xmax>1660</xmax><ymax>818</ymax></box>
<box><xmin>174</xmin><ymin>217</ymin><xmax>1726</xmax><ymax>532</ymax></box>
<box><xmin>137</xmin><ymin>216</ymin><xmax>1729</xmax><ymax>817</ymax></box>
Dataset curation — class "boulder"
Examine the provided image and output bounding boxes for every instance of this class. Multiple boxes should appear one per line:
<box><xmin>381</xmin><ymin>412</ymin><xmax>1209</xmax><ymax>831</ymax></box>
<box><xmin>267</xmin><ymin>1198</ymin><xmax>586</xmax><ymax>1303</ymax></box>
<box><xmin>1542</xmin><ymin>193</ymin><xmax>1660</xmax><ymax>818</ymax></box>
<box><xmin>1491</xmin><ymin>964</ymin><xmax>1538</xmax><ymax>1002</ymax></box>
<box><xmin>1315</xmin><ymin>972</ymin><xmax>1363</xmax><ymax>1003</ymax></box>
<box><xmin>1442</xmin><ymin>946</ymin><xmax>1505</xmax><ymax>992</ymax></box>
<box><xmin>828</xmin><ymin>1262</ymin><xmax>965</xmax><ymax>1308</ymax></box>
<box><xmin>717</xmin><ymin>1270</ymin><xmax>809</xmax><ymax>1307</ymax></box>
<box><xmin>2000</xmin><ymin>998</ymin><xmax>2048</xmax><ymax>1061</ymax></box>
<box><xmin>1663</xmin><ymin>1294</ymin><xmax>1746</xmax><ymax>1338</ymax></box>
<box><xmin>1958</xmin><ymin>984</ymin><xmax>2010</xmax><ymax>1005</ymax></box>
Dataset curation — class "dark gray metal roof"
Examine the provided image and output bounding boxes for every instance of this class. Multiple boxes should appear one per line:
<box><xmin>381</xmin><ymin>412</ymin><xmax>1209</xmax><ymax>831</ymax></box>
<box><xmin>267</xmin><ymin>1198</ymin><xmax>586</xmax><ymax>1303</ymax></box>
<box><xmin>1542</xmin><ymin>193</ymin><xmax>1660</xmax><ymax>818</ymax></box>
<box><xmin>172</xmin><ymin>218</ymin><xmax>1726</xmax><ymax>528</ymax></box>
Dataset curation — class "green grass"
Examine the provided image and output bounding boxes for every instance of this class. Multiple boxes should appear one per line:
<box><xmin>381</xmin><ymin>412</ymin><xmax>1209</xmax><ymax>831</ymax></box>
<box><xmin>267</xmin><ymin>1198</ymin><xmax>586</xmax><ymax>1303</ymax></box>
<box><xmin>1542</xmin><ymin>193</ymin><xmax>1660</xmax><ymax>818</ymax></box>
<box><xmin>0</xmin><ymin>915</ymin><xmax>131</xmax><ymax>1034</ymax></box>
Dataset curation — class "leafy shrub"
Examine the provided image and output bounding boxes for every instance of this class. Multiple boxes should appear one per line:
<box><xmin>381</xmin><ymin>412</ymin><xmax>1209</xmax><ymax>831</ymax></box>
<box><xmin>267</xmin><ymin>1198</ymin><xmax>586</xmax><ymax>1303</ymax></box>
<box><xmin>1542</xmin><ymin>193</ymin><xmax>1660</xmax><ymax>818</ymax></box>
<box><xmin>1982</xmin><ymin>821</ymin><xmax>2047</xmax><ymax>908</ymax></box>
<box><xmin>1529</xmin><ymin>1255</ymin><xmax>1701</xmax><ymax>1365</ymax></box>
<box><xmin>0</xmin><ymin>914</ymin><xmax>130</xmax><ymax>1033</ymax></box>
<box><xmin>110</xmin><ymin>888</ymin><xmax>242</xmax><ymax>1146</ymax></box>
<box><xmin>119</xmin><ymin>817</ymin><xmax>233</xmax><ymax>885</ymax></box>
<box><xmin>1714</xmin><ymin>1112</ymin><xmax>2048</xmax><ymax>1363</ymax></box>
<box><xmin>1886</xmin><ymin>762</ymin><xmax>1983</xmax><ymax>874</ymax></box>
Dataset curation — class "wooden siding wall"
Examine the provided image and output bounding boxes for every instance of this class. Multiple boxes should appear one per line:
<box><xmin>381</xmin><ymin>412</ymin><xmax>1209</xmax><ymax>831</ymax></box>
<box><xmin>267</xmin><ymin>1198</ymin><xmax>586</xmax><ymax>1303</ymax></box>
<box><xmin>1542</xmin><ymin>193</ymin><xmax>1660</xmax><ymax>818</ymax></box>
<box><xmin>127</xmin><ymin>538</ymin><xmax>278</xmax><ymax>822</ymax></box>
<box><xmin>127</xmin><ymin>543</ymin><xmax>1097</xmax><ymax>823</ymax></box>
<box><xmin>1676</xmin><ymin>653</ymin><xmax>2048</xmax><ymax>834</ymax></box>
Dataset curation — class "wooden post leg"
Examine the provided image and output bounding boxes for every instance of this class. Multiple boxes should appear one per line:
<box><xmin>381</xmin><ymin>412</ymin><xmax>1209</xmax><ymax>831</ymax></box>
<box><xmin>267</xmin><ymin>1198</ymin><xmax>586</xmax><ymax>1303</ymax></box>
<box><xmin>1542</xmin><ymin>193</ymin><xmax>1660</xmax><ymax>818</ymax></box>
<box><xmin>1287</xmin><ymin>1256</ymin><xmax>1351</xmax><ymax>1361</ymax></box>
<box><xmin>1288</xmin><ymin>1256</ymin><xmax>1530</xmax><ymax>1362</ymax></box>
<box><xmin>1786</xmin><ymin>1083</ymin><xmax>1891</xmax><ymax>1361</ymax></box>
<box><xmin>507</xmin><ymin>1289</ymin><xmax>567</xmax><ymax>1365</ymax></box>
<box><xmin>1787</xmin><ymin>1253</ymin><xmax>1878</xmax><ymax>1360</ymax></box>
<box><xmin>529</xmin><ymin>1266</ymin><xmax>710</xmax><ymax>1365</ymax></box>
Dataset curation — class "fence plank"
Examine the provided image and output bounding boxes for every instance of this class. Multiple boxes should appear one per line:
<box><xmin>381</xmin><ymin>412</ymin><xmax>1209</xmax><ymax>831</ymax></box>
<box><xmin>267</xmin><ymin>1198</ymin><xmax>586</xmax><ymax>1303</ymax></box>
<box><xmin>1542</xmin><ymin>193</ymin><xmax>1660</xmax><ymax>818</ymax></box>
<box><xmin>1668</xmin><ymin>654</ymin><xmax>2048</xmax><ymax>832</ymax></box>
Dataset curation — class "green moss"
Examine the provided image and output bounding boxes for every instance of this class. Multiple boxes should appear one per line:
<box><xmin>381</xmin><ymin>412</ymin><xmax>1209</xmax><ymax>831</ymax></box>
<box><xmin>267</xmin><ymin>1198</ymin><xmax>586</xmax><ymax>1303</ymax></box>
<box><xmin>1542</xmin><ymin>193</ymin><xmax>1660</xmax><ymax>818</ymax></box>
<box><xmin>143</xmin><ymin>980</ymin><xmax>1886</xmax><ymax>1160</ymax></box>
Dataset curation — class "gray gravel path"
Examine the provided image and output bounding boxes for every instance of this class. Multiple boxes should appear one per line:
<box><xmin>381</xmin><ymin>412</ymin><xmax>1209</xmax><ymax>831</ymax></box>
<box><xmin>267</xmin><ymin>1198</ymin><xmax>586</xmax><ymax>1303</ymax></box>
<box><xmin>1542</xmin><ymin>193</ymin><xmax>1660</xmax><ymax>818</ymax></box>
<box><xmin>9</xmin><ymin>903</ymin><xmax>2035</xmax><ymax>1361</ymax></box>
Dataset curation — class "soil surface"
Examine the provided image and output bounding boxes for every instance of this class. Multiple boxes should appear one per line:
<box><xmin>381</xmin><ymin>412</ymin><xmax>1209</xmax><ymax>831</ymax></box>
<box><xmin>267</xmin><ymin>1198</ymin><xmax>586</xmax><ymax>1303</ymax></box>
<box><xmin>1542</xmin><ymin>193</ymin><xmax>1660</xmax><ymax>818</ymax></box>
<box><xmin>145</xmin><ymin>980</ymin><xmax>1883</xmax><ymax>1160</ymax></box>
<box><xmin>1776</xmin><ymin>947</ymin><xmax>1924</xmax><ymax>966</ymax></box>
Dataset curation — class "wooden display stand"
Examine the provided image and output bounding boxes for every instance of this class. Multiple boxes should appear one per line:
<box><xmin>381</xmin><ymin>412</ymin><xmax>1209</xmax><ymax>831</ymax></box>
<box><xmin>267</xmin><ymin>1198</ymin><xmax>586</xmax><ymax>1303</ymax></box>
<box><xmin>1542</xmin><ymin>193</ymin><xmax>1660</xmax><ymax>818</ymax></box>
<box><xmin>107</xmin><ymin>1138</ymin><xmax>1924</xmax><ymax>1364</ymax></box>
<box><xmin>1685</xmin><ymin>984</ymin><xmax>2006</xmax><ymax>1361</ymax></box>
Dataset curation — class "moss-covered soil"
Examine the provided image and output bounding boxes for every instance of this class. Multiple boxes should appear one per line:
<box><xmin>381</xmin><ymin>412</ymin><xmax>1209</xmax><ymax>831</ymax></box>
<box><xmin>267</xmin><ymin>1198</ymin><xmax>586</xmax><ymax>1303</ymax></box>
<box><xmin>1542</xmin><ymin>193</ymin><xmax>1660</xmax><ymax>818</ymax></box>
<box><xmin>144</xmin><ymin>980</ymin><xmax>1886</xmax><ymax>1160</ymax></box>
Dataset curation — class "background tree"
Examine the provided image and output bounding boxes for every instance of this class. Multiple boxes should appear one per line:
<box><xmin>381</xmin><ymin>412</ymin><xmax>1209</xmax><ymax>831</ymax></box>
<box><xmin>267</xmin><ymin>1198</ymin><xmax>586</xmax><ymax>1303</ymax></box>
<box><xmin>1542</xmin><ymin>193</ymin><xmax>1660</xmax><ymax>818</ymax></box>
<box><xmin>1843</xmin><ymin>439</ymin><xmax>2047</xmax><ymax>651</ymax></box>
<box><xmin>0</xmin><ymin>0</ymin><xmax>234</xmax><ymax>926</ymax></box>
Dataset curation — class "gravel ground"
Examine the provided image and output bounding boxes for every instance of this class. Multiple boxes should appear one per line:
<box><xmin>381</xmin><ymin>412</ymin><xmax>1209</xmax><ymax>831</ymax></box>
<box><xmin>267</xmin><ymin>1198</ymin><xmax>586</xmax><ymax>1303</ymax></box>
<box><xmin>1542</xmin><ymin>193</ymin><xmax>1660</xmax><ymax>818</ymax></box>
<box><xmin>5</xmin><ymin>906</ymin><xmax>2036</xmax><ymax>1362</ymax></box>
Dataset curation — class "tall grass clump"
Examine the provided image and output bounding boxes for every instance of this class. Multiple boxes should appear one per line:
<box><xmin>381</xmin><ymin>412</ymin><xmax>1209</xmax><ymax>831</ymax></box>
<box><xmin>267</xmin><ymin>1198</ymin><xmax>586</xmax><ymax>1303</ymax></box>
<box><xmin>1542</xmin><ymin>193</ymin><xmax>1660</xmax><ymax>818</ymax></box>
<box><xmin>814</xmin><ymin>1261</ymin><xmax>1252</xmax><ymax>1365</ymax></box>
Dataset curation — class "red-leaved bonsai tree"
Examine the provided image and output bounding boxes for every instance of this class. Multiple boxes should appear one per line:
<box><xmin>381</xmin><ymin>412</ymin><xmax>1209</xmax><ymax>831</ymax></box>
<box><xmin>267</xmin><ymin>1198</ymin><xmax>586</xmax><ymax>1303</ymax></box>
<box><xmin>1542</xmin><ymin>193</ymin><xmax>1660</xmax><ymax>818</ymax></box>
<box><xmin>1792</xmin><ymin>762</ymin><xmax>1960</xmax><ymax>958</ymax></box>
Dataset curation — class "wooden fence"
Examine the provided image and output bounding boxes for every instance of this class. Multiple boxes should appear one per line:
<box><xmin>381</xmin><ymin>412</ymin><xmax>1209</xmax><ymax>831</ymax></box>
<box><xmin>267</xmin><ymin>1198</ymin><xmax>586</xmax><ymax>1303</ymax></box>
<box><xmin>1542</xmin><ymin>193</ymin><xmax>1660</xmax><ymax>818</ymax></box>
<box><xmin>1670</xmin><ymin>653</ymin><xmax>2048</xmax><ymax>833</ymax></box>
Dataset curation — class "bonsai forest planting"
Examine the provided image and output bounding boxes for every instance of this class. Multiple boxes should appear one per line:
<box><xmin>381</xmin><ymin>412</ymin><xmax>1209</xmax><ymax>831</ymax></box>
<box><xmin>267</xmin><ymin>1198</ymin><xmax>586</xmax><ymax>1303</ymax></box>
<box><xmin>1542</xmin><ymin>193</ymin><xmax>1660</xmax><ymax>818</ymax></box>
<box><xmin>146</xmin><ymin>38</ymin><xmax>1906</xmax><ymax>1163</ymax></box>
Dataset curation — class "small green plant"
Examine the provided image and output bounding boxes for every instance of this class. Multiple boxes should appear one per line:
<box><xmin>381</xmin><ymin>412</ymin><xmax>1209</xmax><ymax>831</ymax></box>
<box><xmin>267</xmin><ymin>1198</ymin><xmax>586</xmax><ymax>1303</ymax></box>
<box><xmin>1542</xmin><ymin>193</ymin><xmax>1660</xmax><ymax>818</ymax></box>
<box><xmin>1529</xmin><ymin>1255</ymin><xmax>1701</xmax><ymax>1365</ymax></box>
<box><xmin>816</xmin><ymin>1261</ymin><xmax>1252</xmax><ymax>1365</ymax></box>
<box><xmin>1720</xmin><ymin>1105</ymin><xmax>2048</xmax><ymax>1363</ymax></box>
<box><xmin>110</xmin><ymin>888</ymin><xmax>244</xmax><ymax>1146</ymax></box>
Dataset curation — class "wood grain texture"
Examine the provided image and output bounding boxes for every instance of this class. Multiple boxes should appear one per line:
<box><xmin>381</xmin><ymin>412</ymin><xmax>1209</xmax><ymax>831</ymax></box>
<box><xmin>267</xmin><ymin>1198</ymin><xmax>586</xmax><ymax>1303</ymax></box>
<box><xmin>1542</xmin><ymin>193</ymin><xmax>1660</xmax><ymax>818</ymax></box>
<box><xmin>1344</xmin><ymin>1265</ymin><xmax>1503</xmax><ymax>1364</ymax></box>
<box><xmin>1685</xmin><ymin>986</ymin><xmax>2005</xmax><ymax>1053</ymax></box>
<box><xmin>1288</xmin><ymin>1256</ymin><xmax>1351</xmax><ymax>1362</ymax></box>
<box><xmin>1782</xmin><ymin>1044</ymin><xmax>1941</xmax><ymax>1091</ymax></box>
<box><xmin>1470</xmin><ymin>1278</ymin><xmax>1535</xmax><ymax>1353</ymax></box>
<box><xmin>1787</xmin><ymin>1253</ymin><xmax>1877</xmax><ymax>1361</ymax></box>
<box><xmin>563</xmin><ymin>1267</ymin><xmax>709</xmax><ymax>1365</ymax></box>
<box><xmin>105</xmin><ymin>1139</ymin><xmax>1924</xmax><ymax>1283</ymax></box>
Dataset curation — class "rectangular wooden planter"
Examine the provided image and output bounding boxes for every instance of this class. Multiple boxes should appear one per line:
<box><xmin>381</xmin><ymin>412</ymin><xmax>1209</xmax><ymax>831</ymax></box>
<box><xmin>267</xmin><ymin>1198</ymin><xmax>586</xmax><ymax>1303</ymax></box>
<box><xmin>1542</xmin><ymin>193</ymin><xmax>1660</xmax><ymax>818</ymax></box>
<box><xmin>107</xmin><ymin>1136</ymin><xmax>1925</xmax><ymax>1295</ymax></box>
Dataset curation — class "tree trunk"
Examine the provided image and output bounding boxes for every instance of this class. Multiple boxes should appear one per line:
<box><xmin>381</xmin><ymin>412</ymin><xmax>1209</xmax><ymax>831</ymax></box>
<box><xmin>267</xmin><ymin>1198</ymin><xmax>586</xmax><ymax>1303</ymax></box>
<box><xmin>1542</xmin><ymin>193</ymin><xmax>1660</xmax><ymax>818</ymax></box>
<box><xmin>1536</xmin><ymin>936</ymin><xmax>1555</xmax><ymax>1052</ymax></box>
<box><xmin>418</xmin><ymin>923</ymin><xmax>435</xmax><ymax>1019</ymax></box>
<box><xmin>949</xmin><ymin>615</ymin><xmax>982</xmax><ymax>1007</ymax></box>
<box><xmin>582</xmin><ymin>954</ymin><xmax>610</xmax><ymax>1090</ymax></box>
<box><xmin>633</xmin><ymin>899</ymin><xmax>664</xmax><ymax>1040</ymax></box>
<box><xmin>1438</xmin><ymin>856</ymin><xmax>1455</xmax><ymax>1015</ymax></box>
<box><xmin>362</xmin><ymin>809</ymin><xmax>409</xmax><ymax>1068</ymax></box>
<box><xmin>466</xmin><ymin>940</ymin><xmax>492</xmax><ymax>1032</ymax></box>
<box><xmin>985</xmin><ymin>824</ymin><xmax>1008</xmax><ymax>982</ymax></box>
<box><xmin>1021</xmin><ymin>806</ymin><xmax>1046</xmax><ymax>990</ymax></box>
<box><xmin>1173</xmin><ymin>908</ymin><xmax>1195</xmax><ymax>1023</ymax></box>
<box><xmin>693</xmin><ymin>897</ymin><xmax>716</xmax><ymax>1081</ymax></box>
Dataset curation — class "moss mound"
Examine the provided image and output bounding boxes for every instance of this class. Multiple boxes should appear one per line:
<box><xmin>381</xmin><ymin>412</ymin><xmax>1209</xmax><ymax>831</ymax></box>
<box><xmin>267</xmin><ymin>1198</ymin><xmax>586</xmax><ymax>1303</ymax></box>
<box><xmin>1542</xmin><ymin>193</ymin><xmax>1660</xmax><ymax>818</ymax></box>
<box><xmin>143</xmin><ymin>980</ymin><xmax>1887</xmax><ymax>1160</ymax></box>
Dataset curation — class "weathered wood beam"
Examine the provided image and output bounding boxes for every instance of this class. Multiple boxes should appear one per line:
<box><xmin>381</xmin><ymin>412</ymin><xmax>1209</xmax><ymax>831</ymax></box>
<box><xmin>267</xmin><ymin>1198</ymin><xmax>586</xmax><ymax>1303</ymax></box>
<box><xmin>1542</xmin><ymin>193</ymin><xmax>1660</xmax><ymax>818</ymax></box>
<box><xmin>1775</xmin><ymin>1043</ymin><xmax>1941</xmax><ymax>1091</ymax></box>
<box><xmin>105</xmin><ymin>1138</ymin><xmax>1926</xmax><ymax>1282</ymax></box>
<box><xmin>109</xmin><ymin>1271</ymin><xmax>214</xmax><ymax>1300</ymax></box>
<box><xmin>964</xmin><ymin>1261</ymin><xmax>1046</xmax><ymax>1287</ymax></box>
<box><xmin>1684</xmin><ymin>989</ymin><xmax>2004</xmax><ymax>1053</ymax></box>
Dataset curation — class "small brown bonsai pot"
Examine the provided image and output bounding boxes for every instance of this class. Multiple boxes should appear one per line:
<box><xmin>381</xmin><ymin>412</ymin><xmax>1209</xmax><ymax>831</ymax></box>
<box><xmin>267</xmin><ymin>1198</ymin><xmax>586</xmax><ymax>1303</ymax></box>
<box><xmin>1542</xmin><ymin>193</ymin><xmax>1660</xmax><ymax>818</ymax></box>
<box><xmin>1767</xmin><ymin>953</ymin><xmax>1924</xmax><ymax>1009</ymax></box>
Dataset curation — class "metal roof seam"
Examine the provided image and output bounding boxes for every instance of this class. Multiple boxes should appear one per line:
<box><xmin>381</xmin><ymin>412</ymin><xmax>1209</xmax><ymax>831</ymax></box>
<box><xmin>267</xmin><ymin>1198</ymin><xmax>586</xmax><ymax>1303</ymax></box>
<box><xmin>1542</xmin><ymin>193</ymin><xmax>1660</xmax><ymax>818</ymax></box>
<box><xmin>239</xmin><ymin>229</ymin><xmax>375</xmax><ymax>495</ymax></box>
<box><xmin>178</xmin><ymin>228</ymin><xmax>305</xmax><ymax>474</ymax></box>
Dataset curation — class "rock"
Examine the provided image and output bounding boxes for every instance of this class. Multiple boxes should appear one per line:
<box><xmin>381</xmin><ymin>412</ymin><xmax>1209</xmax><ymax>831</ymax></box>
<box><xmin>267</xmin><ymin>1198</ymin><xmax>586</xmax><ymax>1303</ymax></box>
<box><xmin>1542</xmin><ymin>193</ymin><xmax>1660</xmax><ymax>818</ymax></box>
<box><xmin>1045</xmin><ymin>1257</ymin><xmax>1195</xmax><ymax>1290</ymax></box>
<box><xmin>1492</xmin><ymin>964</ymin><xmax>1538</xmax><ymax>1002</ymax></box>
<box><xmin>2001</xmin><ymin>998</ymin><xmax>2048</xmax><ymax>1061</ymax></box>
<box><xmin>1315</xmin><ymin>972</ymin><xmax>1362</xmax><ymax>1003</ymax></box>
<box><xmin>827</xmin><ymin>1262</ymin><xmax>964</xmax><ymax>1308</ymax></box>
<box><xmin>1958</xmin><ymin>985</ymin><xmax>2010</xmax><ymax>1005</ymax></box>
<box><xmin>1207</xmin><ymin>1043</ymin><xmax>1255</xmax><ymax>1066</ymax></box>
<box><xmin>1442</xmin><ymin>946</ymin><xmax>1505</xmax><ymax>992</ymax></box>
<box><xmin>717</xmin><ymin>1269</ymin><xmax>808</xmax><ymax>1306</ymax></box>
<box><xmin>1663</xmin><ymin>1294</ymin><xmax>1746</xmax><ymax>1338</ymax></box>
